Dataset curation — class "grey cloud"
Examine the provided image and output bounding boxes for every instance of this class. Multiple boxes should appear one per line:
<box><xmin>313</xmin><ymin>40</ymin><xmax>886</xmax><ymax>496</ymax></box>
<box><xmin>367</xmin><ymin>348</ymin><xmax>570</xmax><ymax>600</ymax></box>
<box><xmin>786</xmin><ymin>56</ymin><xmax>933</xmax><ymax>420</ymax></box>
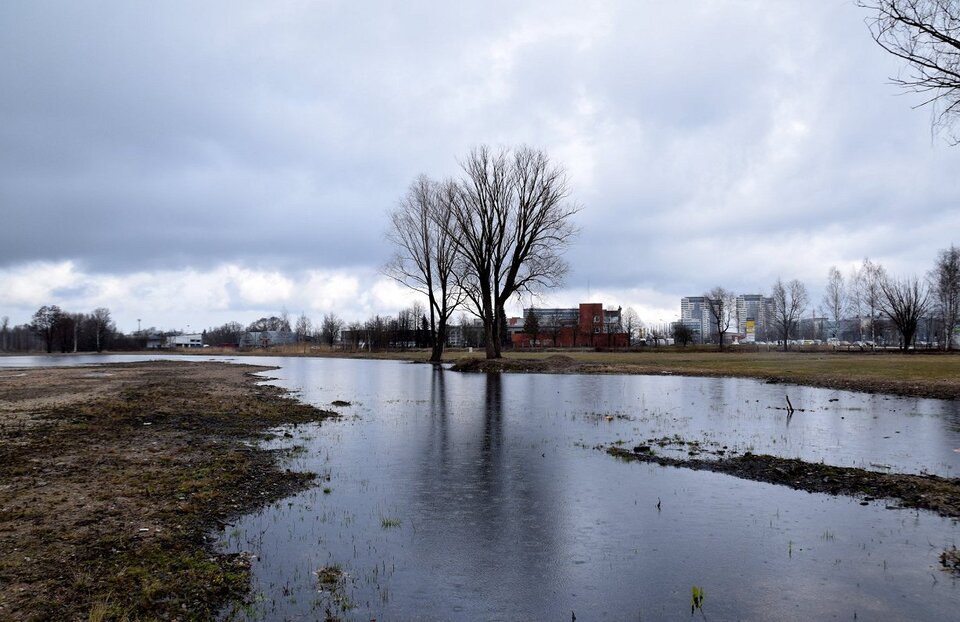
<box><xmin>1</xmin><ymin>0</ymin><xmax>959</xmax><ymax>320</ymax></box>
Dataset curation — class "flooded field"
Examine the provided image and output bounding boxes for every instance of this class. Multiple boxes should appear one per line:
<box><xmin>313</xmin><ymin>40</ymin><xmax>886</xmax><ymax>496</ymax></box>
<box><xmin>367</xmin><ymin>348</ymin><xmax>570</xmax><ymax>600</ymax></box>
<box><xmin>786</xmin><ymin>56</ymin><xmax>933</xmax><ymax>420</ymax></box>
<box><xmin>3</xmin><ymin>355</ymin><xmax>959</xmax><ymax>619</ymax></box>
<box><xmin>228</xmin><ymin>357</ymin><xmax>959</xmax><ymax>621</ymax></box>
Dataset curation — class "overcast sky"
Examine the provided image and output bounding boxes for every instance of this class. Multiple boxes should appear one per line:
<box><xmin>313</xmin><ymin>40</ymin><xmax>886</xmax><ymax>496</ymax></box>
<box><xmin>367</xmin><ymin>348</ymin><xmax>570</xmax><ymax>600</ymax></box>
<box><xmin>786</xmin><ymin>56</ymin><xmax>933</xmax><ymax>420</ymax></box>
<box><xmin>2</xmin><ymin>1</ymin><xmax>958</xmax><ymax>333</ymax></box>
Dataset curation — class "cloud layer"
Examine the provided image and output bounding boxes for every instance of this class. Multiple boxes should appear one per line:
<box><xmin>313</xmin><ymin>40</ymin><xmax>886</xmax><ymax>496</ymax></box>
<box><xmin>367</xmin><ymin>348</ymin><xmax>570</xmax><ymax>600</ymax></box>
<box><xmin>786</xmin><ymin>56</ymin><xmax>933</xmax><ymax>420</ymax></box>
<box><xmin>2</xmin><ymin>1</ymin><xmax>958</xmax><ymax>330</ymax></box>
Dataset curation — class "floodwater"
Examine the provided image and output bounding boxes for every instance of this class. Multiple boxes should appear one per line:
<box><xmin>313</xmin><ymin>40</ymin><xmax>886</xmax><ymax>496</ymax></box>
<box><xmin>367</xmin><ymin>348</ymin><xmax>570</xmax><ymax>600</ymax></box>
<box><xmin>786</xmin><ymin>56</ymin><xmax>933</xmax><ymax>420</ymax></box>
<box><xmin>3</xmin><ymin>354</ymin><xmax>960</xmax><ymax>619</ymax></box>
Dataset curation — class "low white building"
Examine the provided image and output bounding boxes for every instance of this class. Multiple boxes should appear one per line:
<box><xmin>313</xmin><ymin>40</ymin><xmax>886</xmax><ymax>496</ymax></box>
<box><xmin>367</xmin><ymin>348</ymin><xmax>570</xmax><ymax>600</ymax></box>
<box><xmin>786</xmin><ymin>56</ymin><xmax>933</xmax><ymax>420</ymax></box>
<box><xmin>165</xmin><ymin>333</ymin><xmax>204</xmax><ymax>348</ymax></box>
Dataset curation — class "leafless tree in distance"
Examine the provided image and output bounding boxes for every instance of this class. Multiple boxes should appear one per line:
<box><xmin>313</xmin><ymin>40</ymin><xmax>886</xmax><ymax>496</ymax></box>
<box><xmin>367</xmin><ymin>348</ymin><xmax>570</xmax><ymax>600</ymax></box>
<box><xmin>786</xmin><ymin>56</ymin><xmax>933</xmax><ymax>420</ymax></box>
<box><xmin>853</xmin><ymin>258</ymin><xmax>887</xmax><ymax>344</ymax></box>
<box><xmin>448</xmin><ymin>145</ymin><xmax>580</xmax><ymax>359</ymax></box>
<box><xmin>880</xmin><ymin>274</ymin><xmax>930</xmax><ymax>350</ymax></box>
<box><xmin>823</xmin><ymin>266</ymin><xmax>848</xmax><ymax>340</ymax></box>
<box><xmin>859</xmin><ymin>0</ymin><xmax>960</xmax><ymax>140</ymax></box>
<box><xmin>622</xmin><ymin>307</ymin><xmax>640</xmax><ymax>346</ymax></box>
<box><xmin>772</xmin><ymin>278</ymin><xmax>809</xmax><ymax>350</ymax></box>
<box><xmin>929</xmin><ymin>244</ymin><xmax>960</xmax><ymax>349</ymax></box>
<box><xmin>91</xmin><ymin>307</ymin><xmax>112</xmax><ymax>352</ymax></box>
<box><xmin>295</xmin><ymin>312</ymin><xmax>312</xmax><ymax>349</ymax></box>
<box><xmin>704</xmin><ymin>286</ymin><xmax>736</xmax><ymax>350</ymax></box>
<box><xmin>320</xmin><ymin>313</ymin><xmax>344</xmax><ymax>348</ymax></box>
<box><xmin>385</xmin><ymin>175</ymin><xmax>465</xmax><ymax>362</ymax></box>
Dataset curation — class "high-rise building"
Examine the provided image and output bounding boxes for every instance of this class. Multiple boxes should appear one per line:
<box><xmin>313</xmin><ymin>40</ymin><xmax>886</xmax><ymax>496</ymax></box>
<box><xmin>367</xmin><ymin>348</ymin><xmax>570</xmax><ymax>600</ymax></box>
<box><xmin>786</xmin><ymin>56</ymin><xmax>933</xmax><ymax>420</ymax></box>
<box><xmin>680</xmin><ymin>296</ymin><xmax>711</xmax><ymax>343</ymax></box>
<box><xmin>736</xmin><ymin>294</ymin><xmax>774</xmax><ymax>342</ymax></box>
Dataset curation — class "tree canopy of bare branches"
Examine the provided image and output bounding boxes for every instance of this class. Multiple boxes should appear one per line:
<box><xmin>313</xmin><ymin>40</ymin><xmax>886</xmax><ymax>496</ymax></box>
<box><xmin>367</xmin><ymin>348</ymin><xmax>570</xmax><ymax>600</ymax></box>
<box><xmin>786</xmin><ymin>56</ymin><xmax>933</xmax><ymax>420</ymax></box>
<box><xmin>447</xmin><ymin>145</ymin><xmax>580</xmax><ymax>359</ymax></box>
<box><xmin>704</xmin><ymin>286</ymin><xmax>736</xmax><ymax>350</ymax></box>
<box><xmin>880</xmin><ymin>274</ymin><xmax>930</xmax><ymax>350</ymax></box>
<box><xmin>772</xmin><ymin>278</ymin><xmax>809</xmax><ymax>350</ymax></box>
<box><xmin>91</xmin><ymin>307</ymin><xmax>112</xmax><ymax>353</ymax></box>
<box><xmin>860</xmin><ymin>1</ymin><xmax>960</xmax><ymax>139</ymax></box>
<box><xmin>385</xmin><ymin>175</ymin><xmax>465</xmax><ymax>362</ymax></box>
<box><xmin>823</xmin><ymin>266</ymin><xmax>848</xmax><ymax>339</ymax></box>
<box><xmin>320</xmin><ymin>313</ymin><xmax>344</xmax><ymax>348</ymax></box>
<box><xmin>852</xmin><ymin>258</ymin><xmax>887</xmax><ymax>343</ymax></box>
<box><xmin>929</xmin><ymin>244</ymin><xmax>960</xmax><ymax>349</ymax></box>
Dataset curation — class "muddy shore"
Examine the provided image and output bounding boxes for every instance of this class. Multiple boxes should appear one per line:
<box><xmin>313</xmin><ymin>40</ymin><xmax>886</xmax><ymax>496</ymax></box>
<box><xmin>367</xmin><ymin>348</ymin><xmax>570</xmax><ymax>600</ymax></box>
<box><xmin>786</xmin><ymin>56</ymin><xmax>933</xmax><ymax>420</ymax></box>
<box><xmin>0</xmin><ymin>361</ymin><xmax>334</xmax><ymax>621</ymax></box>
<box><xmin>606</xmin><ymin>444</ymin><xmax>960</xmax><ymax>519</ymax></box>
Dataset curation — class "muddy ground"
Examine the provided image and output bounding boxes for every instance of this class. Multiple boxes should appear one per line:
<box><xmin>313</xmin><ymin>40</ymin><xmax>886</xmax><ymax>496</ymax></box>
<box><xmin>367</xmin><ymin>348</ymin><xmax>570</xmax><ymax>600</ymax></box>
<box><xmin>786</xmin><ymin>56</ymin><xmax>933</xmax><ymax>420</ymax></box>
<box><xmin>606</xmin><ymin>444</ymin><xmax>960</xmax><ymax>518</ymax></box>
<box><xmin>0</xmin><ymin>361</ymin><xmax>335</xmax><ymax>621</ymax></box>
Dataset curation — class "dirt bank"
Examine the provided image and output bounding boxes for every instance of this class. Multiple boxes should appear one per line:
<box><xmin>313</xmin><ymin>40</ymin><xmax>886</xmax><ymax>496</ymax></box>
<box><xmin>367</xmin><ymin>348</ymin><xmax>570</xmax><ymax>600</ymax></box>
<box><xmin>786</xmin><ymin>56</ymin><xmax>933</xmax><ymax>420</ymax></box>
<box><xmin>0</xmin><ymin>361</ymin><xmax>335</xmax><ymax>621</ymax></box>
<box><xmin>606</xmin><ymin>445</ymin><xmax>960</xmax><ymax>518</ymax></box>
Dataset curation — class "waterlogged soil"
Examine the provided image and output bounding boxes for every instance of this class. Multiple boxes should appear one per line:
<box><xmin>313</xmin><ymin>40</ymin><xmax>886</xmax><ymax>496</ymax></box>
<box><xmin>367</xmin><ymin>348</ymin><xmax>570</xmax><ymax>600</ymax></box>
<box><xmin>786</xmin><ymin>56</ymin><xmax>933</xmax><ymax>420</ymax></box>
<box><xmin>606</xmin><ymin>444</ymin><xmax>960</xmax><ymax>518</ymax></box>
<box><xmin>450</xmin><ymin>354</ymin><xmax>960</xmax><ymax>400</ymax></box>
<box><xmin>0</xmin><ymin>361</ymin><xmax>334</xmax><ymax>621</ymax></box>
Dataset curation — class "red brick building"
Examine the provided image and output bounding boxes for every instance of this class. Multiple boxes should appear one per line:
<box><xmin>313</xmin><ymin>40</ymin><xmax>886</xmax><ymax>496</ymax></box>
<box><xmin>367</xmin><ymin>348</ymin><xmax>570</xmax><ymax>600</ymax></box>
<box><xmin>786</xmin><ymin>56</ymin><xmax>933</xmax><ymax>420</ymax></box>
<box><xmin>510</xmin><ymin>303</ymin><xmax>629</xmax><ymax>348</ymax></box>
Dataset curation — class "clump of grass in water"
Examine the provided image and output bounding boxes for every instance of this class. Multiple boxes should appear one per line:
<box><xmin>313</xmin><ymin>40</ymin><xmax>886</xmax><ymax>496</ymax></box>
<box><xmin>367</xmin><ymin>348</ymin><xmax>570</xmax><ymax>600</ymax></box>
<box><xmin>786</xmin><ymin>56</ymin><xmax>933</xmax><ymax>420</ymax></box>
<box><xmin>941</xmin><ymin>546</ymin><xmax>960</xmax><ymax>574</ymax></box>
<box><xmin>316</xmin><ymin>564</ymin><xmax>343</xmax><ymax>587</ymax></box>
<box><xmin>381</xmin><ymin>517</ymin><xmax>402</xmax><ymax>529</ymax></box>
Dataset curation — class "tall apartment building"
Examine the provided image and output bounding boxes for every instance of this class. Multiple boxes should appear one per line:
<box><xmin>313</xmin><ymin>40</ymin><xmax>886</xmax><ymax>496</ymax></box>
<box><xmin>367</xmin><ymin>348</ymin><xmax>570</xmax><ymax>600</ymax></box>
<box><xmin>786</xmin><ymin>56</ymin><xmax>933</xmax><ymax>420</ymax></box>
<box><xmin>736</xmin><ymin>294</ymin><xmax>774</xmax><ymax>342</ymax></box>
<box><xmin>680</xmin><ymin>296</ymin><xmax>711</xmax><ymax>343</ymax></box>
<box><xmin>681</xmin><ymin>293</ymin><xmax>774</xmax><ymax>343</ymax></box>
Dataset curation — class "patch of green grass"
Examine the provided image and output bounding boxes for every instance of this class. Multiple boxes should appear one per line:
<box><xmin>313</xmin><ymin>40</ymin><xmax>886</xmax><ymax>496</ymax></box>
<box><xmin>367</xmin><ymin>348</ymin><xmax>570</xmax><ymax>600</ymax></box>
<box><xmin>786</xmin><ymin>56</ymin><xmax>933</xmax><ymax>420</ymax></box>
<box><xmin>380</xmin><ymin>517</ymin><xmax>402</xmax><ymax>529</ymax></box>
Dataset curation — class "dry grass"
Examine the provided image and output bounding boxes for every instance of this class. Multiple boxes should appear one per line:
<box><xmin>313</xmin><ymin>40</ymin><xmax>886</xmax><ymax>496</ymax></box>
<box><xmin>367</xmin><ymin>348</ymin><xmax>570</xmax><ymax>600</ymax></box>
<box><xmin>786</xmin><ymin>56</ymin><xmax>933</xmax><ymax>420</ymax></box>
<box><xmin>0</xmin><ymin>361</ymin><xmax>334</xmax><ymax>621</ymax></box>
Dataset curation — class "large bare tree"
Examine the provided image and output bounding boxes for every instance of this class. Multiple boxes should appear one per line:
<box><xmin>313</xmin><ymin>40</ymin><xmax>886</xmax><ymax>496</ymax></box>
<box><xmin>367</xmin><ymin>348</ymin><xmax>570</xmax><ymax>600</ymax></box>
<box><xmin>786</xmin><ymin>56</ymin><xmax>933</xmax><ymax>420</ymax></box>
<box><xmin>929</xmin><ymin>244</ymin><xmax>960</xmax><ymax>349</ymax></box>
<box><xmin>852</xmin><ymin>258</ymin><xmax>887</xmax><ymax>344</ymax></box>
<box><xmin>880</xmin><ymin>274</ymin><xmax>930</xmax><ymax>350</ymax></box>
<box><xmin>385</xmin><ymin>175</ymin><xmax>465</xmax><ymax>362</ymax></box>
<box><xmin>704</xmin><ymin>286</ymin><xmax>736</xmax><ymax>350</ymax></box>
<box><xmin>823</xmin><ymin>266</ymin><xmax>848</xmax><ymax>339</ymax></box>
<box><xmin>448</xmin><ymin>145</ymin><xmax>580</xmax><ymax>359</ymax></box>
<box><xmin>860</xmin><ymin>1</ymin><xmax>960</xmax><ymax>139</ymax></box>
<box><xmin>772</xmin><ymin>278</ymin><xmax>809</xmax><ymax>350</ymax></box>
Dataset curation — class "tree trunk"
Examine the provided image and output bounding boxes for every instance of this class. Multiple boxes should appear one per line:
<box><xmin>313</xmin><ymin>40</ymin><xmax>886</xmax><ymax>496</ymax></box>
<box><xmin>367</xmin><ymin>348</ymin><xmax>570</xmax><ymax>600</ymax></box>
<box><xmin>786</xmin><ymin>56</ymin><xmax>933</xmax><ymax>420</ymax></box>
<box><xmin>430</xmin><ymin>318</ymin><xmax>446</xmax><ymax>363</ymax></box>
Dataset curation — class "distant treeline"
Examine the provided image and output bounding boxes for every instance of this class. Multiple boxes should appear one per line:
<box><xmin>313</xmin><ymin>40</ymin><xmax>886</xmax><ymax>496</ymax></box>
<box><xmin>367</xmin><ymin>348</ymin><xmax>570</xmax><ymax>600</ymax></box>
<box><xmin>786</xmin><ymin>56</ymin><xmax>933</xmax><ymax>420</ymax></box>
<box><xmin>0</xmin><ymin>306</ymin><xmax>142</xmax><ymax>354</ymax></box>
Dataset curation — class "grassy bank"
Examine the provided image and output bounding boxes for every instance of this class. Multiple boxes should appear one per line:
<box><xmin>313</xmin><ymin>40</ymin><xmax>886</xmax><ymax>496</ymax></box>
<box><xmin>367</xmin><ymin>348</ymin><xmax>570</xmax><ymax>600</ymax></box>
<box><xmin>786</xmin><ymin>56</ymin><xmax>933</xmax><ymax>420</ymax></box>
<box><xmin>0</xmin><ymin>361</ymin><xmax>335</xmax><ymax>621</ymax></box>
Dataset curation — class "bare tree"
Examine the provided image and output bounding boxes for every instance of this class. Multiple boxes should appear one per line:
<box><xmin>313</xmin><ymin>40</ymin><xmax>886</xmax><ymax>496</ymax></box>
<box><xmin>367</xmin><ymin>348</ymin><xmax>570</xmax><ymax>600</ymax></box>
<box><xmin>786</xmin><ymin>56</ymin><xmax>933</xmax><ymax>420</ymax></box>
<box><xmin>385</xmin><ymin>175</ymin><xmax>465</xmax><ymax>362</ymax></box>
<box><xmin>853</xmin><ymin>258</ymin><xmax>887</xmax><ymax>344</ymax></box>
<box><xmin>880</xmin><ymin>274</ymin><xmax>930</xmax><ymax>350</ymax></box>
<box><xmin>859</xmin><ymin>1</ymin><xmax>960</xmax><ymax>139</ymax></box>
<box><xmin>772</xmin><ymin>278</ymin><xmax>809</xmax><ymax>350</ymax></box>
<box><xmin>622</xmin><ymin>307</ymin><xmax>640</xmax><ymax>346</ymax></box>
<box><xmin>447</xmin><ymin>145</ymin><xmax>580</xmax><ymax>359</ymax></box>
<box><xmin>204</xmin><ymin>321</ymin><xmax>244</xmax><ymax>347</ymax></box>
<box><xmin>929</xmin><ymin>244</ymin><xmax>960</xmax><ymax>349</ymax></box>
<box><xmin>704</xmin><ymin>286</ymin><xmax>736</xmax><ymax>350</ymax></box>
<box><xmin>0</xmin><ymin>316</ymin><xmax>8</xmax><ymax>352</ymax></box>
<box><xmin>672</xmin><ymin>322</ymin><xmax>695</xmax><ymax>347</ymax></box>
<box><xmin>295</xmin><ymin>312</ymin><xmax>312</xmax><ymax>346</ymax></box>
<box><xmin>320</xmin><ymin>313</ymin><xmax>344</xmax><ymax>347</ymax></box>
<box><xmin>91</xmin><ymin>307</ymin><xmax>112</xmax><ymax>352</ymax></box>
<box><xmin>31</xmin><ymin>305</ymin><xmax>63</xmax><ymax>353</ymax></box>
<box><xmin>247</xmin><ymin>315</ymin><xmax>291</xmax><ymax>332</ymax></box>
<box><xmin>823</xmin><ymin>266</ymin><xmax>848</xmax><ymax>339</ymax></box>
